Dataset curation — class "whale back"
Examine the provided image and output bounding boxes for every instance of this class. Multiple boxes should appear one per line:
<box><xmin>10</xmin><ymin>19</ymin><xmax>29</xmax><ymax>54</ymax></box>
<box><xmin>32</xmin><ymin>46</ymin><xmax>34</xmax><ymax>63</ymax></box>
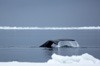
<box><xmin>40</xmin><ymin>39</ymin><xmax>77</xmax><ymax>48</ymax></box>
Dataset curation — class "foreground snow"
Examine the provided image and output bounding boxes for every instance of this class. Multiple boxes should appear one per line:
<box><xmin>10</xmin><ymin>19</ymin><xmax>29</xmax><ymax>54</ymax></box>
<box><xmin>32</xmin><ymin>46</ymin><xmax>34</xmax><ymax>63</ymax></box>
<box><xmin>0</xmin><ymin>53</ymin><xmax>100</xmax><ymax>66</ymax></box>
<box><xmin>0</xmin><ymin>62</ymin><xmax>100</xmax><ymax>66</ymax></box>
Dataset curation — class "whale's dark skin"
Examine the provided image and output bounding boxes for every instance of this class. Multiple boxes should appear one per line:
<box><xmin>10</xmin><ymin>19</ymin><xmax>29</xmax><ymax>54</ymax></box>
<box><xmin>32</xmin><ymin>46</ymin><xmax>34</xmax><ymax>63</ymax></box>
<box><xmin>40</xmin><ymin>39</ymin><xmax>75</xmax><ymax>48</ymax></box>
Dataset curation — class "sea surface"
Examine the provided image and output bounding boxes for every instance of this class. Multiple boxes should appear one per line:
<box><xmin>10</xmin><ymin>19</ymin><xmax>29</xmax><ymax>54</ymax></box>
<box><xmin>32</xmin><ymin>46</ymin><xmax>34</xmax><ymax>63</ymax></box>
<box><xmin>0</xmin><ymin>30</ymin><xmax>100</xmax><ymax>62</ymax></box>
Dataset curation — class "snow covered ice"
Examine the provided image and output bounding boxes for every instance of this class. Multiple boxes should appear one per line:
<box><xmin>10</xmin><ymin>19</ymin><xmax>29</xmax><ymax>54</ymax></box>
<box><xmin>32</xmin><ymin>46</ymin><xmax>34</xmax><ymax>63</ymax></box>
<box><xmin>48</xmin><ymin>53</ymin><xmax>100</xmax><ymax>64</ymax></box>
<box><xmin>0</xmin><ymin>53</ymin><xmax>100</xmax><ymax>66</ymax></box>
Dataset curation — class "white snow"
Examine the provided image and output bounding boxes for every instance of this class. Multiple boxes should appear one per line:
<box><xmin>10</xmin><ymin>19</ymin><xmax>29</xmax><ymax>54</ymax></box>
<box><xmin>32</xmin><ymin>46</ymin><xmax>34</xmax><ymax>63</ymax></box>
<box><xmin>48</xmin><ymin>53</ymin><xmax>100</xmax><ymax>64</ymax></box>
<box><xmin>0</xmin><ymin>53</ymin><xmax>100</xmax><ymax>66</ymax></box>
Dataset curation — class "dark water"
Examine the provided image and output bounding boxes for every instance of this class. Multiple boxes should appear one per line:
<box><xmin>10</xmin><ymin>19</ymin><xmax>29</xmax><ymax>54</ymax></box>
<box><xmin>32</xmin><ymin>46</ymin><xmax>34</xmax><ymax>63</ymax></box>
<box><xmin>0</xmin><ymin>30</ymin><xmax>100</xmax><ymax>62</ymax></box>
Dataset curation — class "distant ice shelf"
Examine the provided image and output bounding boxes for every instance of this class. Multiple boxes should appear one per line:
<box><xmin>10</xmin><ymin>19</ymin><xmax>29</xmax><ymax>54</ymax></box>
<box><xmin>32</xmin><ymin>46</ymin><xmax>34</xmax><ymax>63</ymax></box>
<box><xmin>0</xmin><ymin>26</ymin><xmax>100</xmax><ymax>30</ymax></box>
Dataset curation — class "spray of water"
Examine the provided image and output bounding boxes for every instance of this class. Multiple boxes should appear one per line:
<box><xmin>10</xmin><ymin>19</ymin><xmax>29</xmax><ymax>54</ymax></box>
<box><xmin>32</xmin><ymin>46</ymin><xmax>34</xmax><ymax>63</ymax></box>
<box><xmin>56</xmin><ymin>41</ymin><xmax>79</xmax><ymax>47</ymax></box>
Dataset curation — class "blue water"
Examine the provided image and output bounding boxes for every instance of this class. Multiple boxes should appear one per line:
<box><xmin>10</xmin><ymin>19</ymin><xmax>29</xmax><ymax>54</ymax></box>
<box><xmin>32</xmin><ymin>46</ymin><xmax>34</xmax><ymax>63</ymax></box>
<box><xmin>0</xmin><ymin>30</ymin><xmax>100</xmax><ymax>62</ymax></box>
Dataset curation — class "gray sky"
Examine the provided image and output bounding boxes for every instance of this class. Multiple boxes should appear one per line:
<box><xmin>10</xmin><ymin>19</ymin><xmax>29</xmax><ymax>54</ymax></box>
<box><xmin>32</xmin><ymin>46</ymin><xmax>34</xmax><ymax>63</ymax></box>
<box><xmin>0</xmin><ymin>0</ymin><xmax>100</xmax><ymax>27</ymax></box>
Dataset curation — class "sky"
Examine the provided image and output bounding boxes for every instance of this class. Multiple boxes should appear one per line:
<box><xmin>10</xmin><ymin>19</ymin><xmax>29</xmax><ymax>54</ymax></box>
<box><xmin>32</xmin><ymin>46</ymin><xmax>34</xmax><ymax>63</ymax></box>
<box><xmin>0</xmin><ymin>0</ymin><xmax>100</xmax><ymax>27</ymax></box>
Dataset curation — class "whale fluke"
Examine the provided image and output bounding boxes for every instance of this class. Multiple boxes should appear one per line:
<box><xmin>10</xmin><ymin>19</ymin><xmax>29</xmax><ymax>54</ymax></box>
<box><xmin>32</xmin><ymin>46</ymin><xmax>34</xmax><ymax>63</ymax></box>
<box><xmin>40</xmin><ymin>39</ymin><xmax>77</xmax><ymax>48</ymax></box>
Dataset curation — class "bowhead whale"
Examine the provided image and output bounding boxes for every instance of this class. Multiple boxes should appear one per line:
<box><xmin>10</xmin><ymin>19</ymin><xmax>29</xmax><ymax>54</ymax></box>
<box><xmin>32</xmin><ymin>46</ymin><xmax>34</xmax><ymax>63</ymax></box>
<box><xmin>40</xmin><ymin>39</ymin><xmax>76</xmax><ymax>48</ymax></box>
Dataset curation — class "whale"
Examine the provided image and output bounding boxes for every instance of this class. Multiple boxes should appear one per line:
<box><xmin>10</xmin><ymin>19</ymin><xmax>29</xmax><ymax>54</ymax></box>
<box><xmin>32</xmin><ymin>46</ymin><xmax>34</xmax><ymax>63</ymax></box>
<box><xmin>40</xmin><ymin>39</ymin><xmax>76</xmax><ymax>48</ymax></box>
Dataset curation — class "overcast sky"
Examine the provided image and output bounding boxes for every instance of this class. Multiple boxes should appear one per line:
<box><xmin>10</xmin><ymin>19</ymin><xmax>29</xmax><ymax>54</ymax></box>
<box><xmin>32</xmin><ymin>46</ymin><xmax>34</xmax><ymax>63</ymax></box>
<box><xmin>0</xmin><ymin>0</ymin><xmax>100</xmax><ymax>27</ymax></box>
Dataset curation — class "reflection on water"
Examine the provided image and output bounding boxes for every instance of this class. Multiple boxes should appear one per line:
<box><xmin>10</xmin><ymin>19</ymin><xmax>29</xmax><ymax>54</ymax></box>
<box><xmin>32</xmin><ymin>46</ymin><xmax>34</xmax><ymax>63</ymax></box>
<box><xmin>44</xmin><ymin>47</ymin><xmax>79</xmax><ymax>56</ymax></box>
<box><xmin>0</xmin><ymin>47</ymin><xmax>100</xmax><ymax>62</ymax></box>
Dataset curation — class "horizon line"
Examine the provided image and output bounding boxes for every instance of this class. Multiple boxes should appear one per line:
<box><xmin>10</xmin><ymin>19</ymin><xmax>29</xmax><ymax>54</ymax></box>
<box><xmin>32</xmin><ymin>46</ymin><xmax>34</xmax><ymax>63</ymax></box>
<box><xmin>0</xmin><ymin>26</ymin><xmax>100</xmax><ymax>30</ymax></box>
